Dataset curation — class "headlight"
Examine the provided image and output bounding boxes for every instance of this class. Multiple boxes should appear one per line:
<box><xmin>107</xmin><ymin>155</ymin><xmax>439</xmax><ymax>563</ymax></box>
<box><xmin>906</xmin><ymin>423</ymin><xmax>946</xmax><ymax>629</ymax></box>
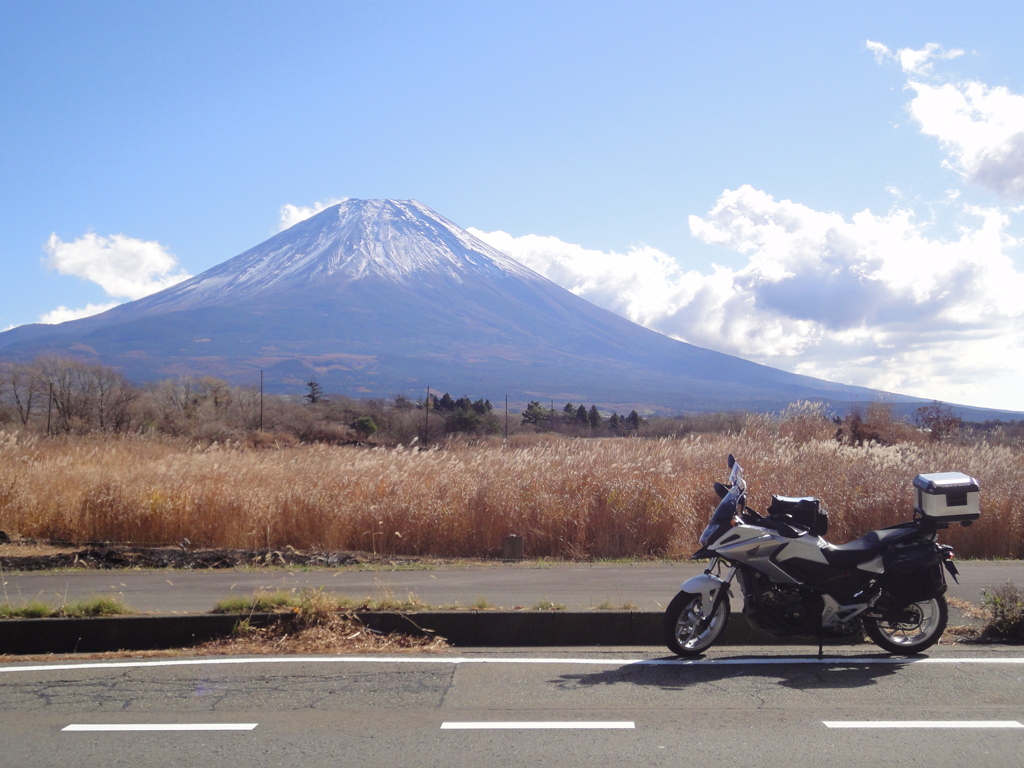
<box><xmin>699</xmin><ymin>522</ymin><xmax>726</xmax><ymax>547</ymax></box>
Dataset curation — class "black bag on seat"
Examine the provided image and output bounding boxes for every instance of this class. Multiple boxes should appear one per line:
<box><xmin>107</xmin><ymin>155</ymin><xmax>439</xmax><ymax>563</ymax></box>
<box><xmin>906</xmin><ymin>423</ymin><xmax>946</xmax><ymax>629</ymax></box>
<box><xmin>766</xmin><ymin>495</ymin><xmax>829</xmax><ymax>536</ymax></box>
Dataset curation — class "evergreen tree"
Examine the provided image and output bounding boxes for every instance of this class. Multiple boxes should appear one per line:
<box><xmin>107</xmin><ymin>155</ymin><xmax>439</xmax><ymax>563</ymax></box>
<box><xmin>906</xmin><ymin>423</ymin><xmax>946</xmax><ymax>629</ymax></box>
<box><xmin>575</xmin><ymin>404</ymin><xmax>589</xmax><ymax>426</ymax></box>
<box><xmin>304</xmin><ymin>378</ymin><xmax>324</xmax><ymax>404</ymax></box>
<box><xmin>588</xmin><ymin>404</ymin><xmax>601</xmax><ymax>429</ymax></box>
<box><xmin>521</xmin><ymin>400</ymin><xmax>548</xmax><ymax>425</ymax></box>
<box><xmin>447</xmin><ymin>408</ymin><xmax>482</xmax><ymax>434</ymax></box>
<box><xmin>626</xmin><ymin>410</ymin><xmax>642</xmax><ymax>430</ymax></box>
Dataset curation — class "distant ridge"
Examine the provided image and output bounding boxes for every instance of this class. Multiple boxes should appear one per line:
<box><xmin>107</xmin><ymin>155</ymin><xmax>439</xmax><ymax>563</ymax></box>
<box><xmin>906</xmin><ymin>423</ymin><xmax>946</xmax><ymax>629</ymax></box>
<box><xmin>0</xmin><ymin>199</ymin><xmax>1016</xmax><ymax>419</ymax></box>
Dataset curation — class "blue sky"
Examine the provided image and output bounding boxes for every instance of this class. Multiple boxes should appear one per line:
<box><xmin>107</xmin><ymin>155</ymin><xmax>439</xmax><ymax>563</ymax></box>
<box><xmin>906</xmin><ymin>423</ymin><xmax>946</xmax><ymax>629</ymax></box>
<box><xmin>3</xmin><ymin>1</ymin><xmax>1024</xmax><ymax>411</ymax></box>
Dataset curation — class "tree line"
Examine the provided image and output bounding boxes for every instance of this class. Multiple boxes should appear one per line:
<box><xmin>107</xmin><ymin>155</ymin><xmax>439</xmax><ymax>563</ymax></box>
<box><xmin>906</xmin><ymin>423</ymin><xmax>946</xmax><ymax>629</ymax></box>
<box><xmin>3</xmin><ymin>356</ymin><xmax>1007</xmax><ymax>447</ymax></box>
<box><xmin>0</xmin><ymin>358</ymin><xmax>631</xmax><ymax>444</ymax></box>
<box><xmin>520</xmin><ymin>400</ymin><xmax>642</xmax><ymax>433</ymax></box>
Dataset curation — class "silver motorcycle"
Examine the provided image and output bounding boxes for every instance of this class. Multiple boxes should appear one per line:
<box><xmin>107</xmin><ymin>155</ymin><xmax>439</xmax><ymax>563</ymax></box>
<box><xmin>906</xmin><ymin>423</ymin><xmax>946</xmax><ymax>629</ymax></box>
<box><xmin>664</xmin><ymin>455</ymin><xmax>975</xmax><ymax>656</ymax></box>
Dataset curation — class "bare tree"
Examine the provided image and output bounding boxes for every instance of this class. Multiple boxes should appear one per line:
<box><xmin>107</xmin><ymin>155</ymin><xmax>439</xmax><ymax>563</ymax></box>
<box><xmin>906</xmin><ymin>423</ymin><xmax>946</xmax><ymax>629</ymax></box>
<box><xmin>37</xmin><ymin>357</ymin><xmax>89</xmax><ymax>432</ymax></box>
<box><xmin>914</xmin><ymin>401</ymin><xmax>962</xmax><ymax>442</ymax></box>
<box><xmin>31</xmin><ymin>358</ymin><xmax>137</xmax><ymax>432</ymax></box>
<box><xmin>2</xmin><ymin>362</ymin><xmax>45</xmax><ymax>427</ymax></box>
<box><xmin>88</xmin><ymin>364</ymin><xmax>135</xmax><ymax>431</ymax></box>
<box><xmin>160</xmin><ymin>377</ymin><xmax>201</xmax><ymax>420</ymax></box>
<box><xmin>197</xmin><ymin>377</ymin><xmax>232</xmax><ymax>418</ymax></box>
<box><xmin>232</xmin><ymin>385</ymin><xmax>263</xmax><ymax>431</ymax></box>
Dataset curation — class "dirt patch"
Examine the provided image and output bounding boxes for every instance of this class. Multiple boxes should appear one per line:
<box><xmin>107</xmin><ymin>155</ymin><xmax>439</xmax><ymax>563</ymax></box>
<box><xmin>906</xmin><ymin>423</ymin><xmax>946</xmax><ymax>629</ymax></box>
<box><xmin>197</xmin><ymin>614</ymin><xmax>451</xmax><ymax>655</ymax></box>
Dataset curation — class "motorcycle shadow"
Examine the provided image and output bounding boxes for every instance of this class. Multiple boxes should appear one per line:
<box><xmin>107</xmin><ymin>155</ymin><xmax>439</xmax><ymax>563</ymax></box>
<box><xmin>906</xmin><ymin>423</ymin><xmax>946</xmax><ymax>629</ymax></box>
<box><xmin>550</xmin><ymin>653</ymin><xmax>912</xmax><ymax>692</ymax></box>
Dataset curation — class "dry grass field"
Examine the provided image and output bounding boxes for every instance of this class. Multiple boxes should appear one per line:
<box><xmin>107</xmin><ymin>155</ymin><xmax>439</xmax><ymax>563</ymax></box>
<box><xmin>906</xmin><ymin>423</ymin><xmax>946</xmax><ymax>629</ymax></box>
<box><xmin>0</xmin><ymin>418</ymin><xmax>1021</xmax><ymax>560</ymax></box>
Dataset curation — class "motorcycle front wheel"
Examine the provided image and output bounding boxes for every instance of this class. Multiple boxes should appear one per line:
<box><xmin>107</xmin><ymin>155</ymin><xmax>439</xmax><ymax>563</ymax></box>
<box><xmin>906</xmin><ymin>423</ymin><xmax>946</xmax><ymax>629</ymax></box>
<box><xmin>663</xmin><ymin>589</ymin><xmax>730</xmax><ymax>657</ymax></box>
<box><xmin>864</xmin><ymin>595</ymin><xmax>948</xmax><ymax>654</ymax></box>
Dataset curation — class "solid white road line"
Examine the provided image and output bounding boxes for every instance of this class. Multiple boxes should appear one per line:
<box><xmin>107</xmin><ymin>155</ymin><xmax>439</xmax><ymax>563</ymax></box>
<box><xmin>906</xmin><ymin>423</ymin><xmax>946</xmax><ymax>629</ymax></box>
<box><xmin>63</xmin><ymin>723</ymin><xmax>258</xmax><ymax>732</ymax></box>
<box><xmin>4</xmin><ymin>656</ymin><xmax>1024</xmax><ymax>674</ymax></box>
<box><xmin>824</xmin><ymin>721</ymin><xmax>1024</xmax><ymax>729</ymax></box>
<box><xmin>441</xmin><ymin>721</ymin><xmax>635</xmax><ymax>730</ymax></box>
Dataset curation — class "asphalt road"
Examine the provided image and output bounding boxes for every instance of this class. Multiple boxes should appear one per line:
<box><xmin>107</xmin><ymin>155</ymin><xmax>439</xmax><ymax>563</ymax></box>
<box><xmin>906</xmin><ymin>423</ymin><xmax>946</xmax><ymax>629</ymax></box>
<box><xmin>1</xmin><ymin>647</ymin><xmax>1022</xmax><ymax>767</ymax></box>
<box><xmin>3</xmin><ymin>560</ymin><xmax>1022</xmax><ymax>614</ymax></box>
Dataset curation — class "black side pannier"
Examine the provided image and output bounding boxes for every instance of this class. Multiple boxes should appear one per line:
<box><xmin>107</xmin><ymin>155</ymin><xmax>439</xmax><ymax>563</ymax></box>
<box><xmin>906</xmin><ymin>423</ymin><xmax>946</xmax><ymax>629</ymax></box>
<box><xmin>766</xmin><ymin>495</ymin><xmax>828</xmax><ymax>536</ymax></box>
<box><xmin>881</xmin><ymin>539</ymin><xmax>946</xmax><ymax>604</ymax></box>
<box><xmin>883</xmin><ymin>539</ymin><xmax>941</xmax><ymax>573</ymax></box>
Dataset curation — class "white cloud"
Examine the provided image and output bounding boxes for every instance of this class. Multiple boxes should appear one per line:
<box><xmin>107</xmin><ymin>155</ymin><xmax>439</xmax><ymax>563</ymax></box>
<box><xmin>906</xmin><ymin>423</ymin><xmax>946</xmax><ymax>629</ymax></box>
<box><xmin>279</xmin><ymin>198</ymin><xmax>349</xmax><ymax>230</ymax></box>
<box><xmin>42</xmin><ymin>232</ymin><xmax>191</xmax><ymax>322</ymax></box>
<box><xmin>907</xmin><ymin>79</ymin><xmax>1024</xmax><ymax>199</ymax></box>
<box><xmin>39</xmin><ymin>302</ymin><xmax>121</xmax><ymax>325</ymax></box>
<box><xmin>473</xmin><ymin>185</ymin><xmax>1024</xmax><ymax>410</ymax></box>
<box><xmin>870</xmin><ymin>40</ymin><xmax>1024</xmax><ymax>200</ymax></box>
<box><xmin>866</xmin><ymin>40</ymin><xmax>965</xmax><ymax>75</ymax></box>
<box><xmin>480</xmin><ymin>44</ymin><xmax>1024</xmax><ymax>411</ymax></box>
<box><xmin>467</xmin><ymin>229</ymin><xmax>690</xmax><ymax>328</ymax></box>
<box><xmin>899</xmin><ymin>43</ymin><xmax>965</xmax><ymax>75</ymax></box>
<box><xmin>865</xmin><ymin>40</ymin><xmax>892</xmax><ymax>64</ymax></box>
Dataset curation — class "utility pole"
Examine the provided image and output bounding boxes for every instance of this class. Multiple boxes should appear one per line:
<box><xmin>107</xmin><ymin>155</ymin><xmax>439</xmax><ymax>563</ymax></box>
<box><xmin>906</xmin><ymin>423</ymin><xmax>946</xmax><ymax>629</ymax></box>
<box><xmin>424</xmin><ymin>386</ymin><xmax>430</xmax><ymax>446</ymax></box>
<box><xmin>259</xmin><ymin>371</ymin><xmax>264</xmax><ymax>432</ymax></box>
<box><xmin>505</xmin><ymin>394</ymin><xmax>508</xmax><ymax>440</ymax></box>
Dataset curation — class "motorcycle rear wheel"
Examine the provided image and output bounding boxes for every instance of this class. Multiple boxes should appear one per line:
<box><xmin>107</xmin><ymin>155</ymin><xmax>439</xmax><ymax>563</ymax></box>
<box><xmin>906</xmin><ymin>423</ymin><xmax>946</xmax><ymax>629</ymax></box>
<box><xmin>864</xmin><ymin>595</ymin><xmax>948</xmax><ymax>654</ymax></box>
<box><xmin>663</xmin><ymin>589</ymin><xmax>730</xmax><ymax>657</ymax></box>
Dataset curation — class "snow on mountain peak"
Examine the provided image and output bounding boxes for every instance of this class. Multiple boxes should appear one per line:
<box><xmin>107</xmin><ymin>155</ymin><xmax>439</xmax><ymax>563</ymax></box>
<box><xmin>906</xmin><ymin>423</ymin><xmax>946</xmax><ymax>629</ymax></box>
<box><xmin>137</xmin><ymin>199</ymin><xmax>542</xmax><ymax>311</ymax></box>
<box><xmin>302</xmin><ymin>198</ymin><xmax>540</xmax><ymax>282</ymax></box>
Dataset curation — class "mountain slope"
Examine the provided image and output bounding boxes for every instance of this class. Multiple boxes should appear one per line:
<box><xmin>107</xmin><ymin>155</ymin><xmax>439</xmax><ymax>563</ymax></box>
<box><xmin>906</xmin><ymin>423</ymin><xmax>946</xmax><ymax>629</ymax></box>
<box><xmin>0</xmin><ymin>199</ymin><xmax>993</xmax><ymax>415</ymax></box>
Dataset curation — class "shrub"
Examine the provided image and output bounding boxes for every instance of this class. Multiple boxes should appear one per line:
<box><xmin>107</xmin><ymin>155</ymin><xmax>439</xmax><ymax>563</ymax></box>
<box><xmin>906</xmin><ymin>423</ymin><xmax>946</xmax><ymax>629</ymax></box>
<box><xmin>351</xmin><ymin>416</ymin><xmax>378</xmax><ymax>440</ymax></box>
<box><xmin>982</xmin><ymin>582</ymin><xmax>1024</xmax><ymax>641</ymax></box>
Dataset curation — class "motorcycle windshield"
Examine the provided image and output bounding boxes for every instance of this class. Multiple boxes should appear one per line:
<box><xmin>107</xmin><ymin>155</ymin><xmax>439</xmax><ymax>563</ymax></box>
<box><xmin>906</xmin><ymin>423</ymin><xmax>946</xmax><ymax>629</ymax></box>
<box><xmin>710</xmin><ymin>492</ymin><xmax>739</xmax><ymax>525</ymax></box>
<box><xmin>699</xmin><ymin>492</ymin><xmax>740</xmax><ymax>548</ymax></box>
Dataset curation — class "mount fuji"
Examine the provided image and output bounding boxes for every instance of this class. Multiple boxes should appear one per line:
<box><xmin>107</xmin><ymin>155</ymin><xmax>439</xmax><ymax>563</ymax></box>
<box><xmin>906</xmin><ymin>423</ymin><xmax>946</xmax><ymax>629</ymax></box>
<box><xmin>0</xmin><ymin>199</ymin><xmax>963</xmax><ymax>414</ymax></box>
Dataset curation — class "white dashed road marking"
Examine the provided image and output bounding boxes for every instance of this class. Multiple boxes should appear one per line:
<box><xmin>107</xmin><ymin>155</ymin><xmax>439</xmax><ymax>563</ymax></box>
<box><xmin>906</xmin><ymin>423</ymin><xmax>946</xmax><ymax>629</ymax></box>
<box><xmin>824</xmin><ymin>721</ymin><xmax>1024</xmax><ymax>729</ymax></box>
<box><xmin>441</xmin><ymin>721</ymin><xmax>635</xmax><ymax>730</ymax></box>
<box><xmin>62</xmin><ymin>723</ymin><xmax>258</xmax><ymax>732</ymax></box>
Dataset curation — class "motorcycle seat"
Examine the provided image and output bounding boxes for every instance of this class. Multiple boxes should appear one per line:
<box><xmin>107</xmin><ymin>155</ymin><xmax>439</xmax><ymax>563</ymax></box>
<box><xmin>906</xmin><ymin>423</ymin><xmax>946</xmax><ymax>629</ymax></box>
<box><xmin>821</xmin><ymin>527</ymin><xmax>917</xmax><ymax>568</ymax></box>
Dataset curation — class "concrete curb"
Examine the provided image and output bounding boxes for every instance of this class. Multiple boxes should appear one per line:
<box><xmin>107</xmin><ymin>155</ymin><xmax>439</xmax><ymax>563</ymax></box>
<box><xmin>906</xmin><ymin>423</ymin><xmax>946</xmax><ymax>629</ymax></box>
<box><xmin>0</xmin><ymin>611</ymin><xmax>840</xmax><ymax>655</ymax></box>
<box><xmin>0</xmin><ymin>613</ymin><xmax>278</xmax><ymax>655</ymax></box>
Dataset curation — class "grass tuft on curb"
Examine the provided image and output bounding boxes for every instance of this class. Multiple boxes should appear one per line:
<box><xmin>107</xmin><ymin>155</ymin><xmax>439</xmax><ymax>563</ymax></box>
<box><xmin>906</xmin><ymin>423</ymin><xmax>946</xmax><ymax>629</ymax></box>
<box><xmin>211</xmin><ymin>588</ymin><xmax>428</xmax><ymax>615</ymax></box>
<box><xmin>0</xmin><ymin>594</ymin><xmax>133</xmax><ymax>618</ymax></box>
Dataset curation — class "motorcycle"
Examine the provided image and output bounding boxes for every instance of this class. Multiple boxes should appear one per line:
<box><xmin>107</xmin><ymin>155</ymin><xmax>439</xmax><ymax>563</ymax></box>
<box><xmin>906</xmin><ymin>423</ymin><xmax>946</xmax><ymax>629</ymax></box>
<box><xmin>664</xmin><ymin>455</ymin><xmax>976</xmax><ymax>657</ymax></box>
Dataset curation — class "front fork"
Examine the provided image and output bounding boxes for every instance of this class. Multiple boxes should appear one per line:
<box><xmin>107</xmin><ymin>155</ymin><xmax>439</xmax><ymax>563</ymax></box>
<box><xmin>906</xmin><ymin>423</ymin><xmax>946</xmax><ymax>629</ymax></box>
<box><xmin>679</xmin><ymin>557</ymin><xmax>736</xmax><ymax>631</ymax></box>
